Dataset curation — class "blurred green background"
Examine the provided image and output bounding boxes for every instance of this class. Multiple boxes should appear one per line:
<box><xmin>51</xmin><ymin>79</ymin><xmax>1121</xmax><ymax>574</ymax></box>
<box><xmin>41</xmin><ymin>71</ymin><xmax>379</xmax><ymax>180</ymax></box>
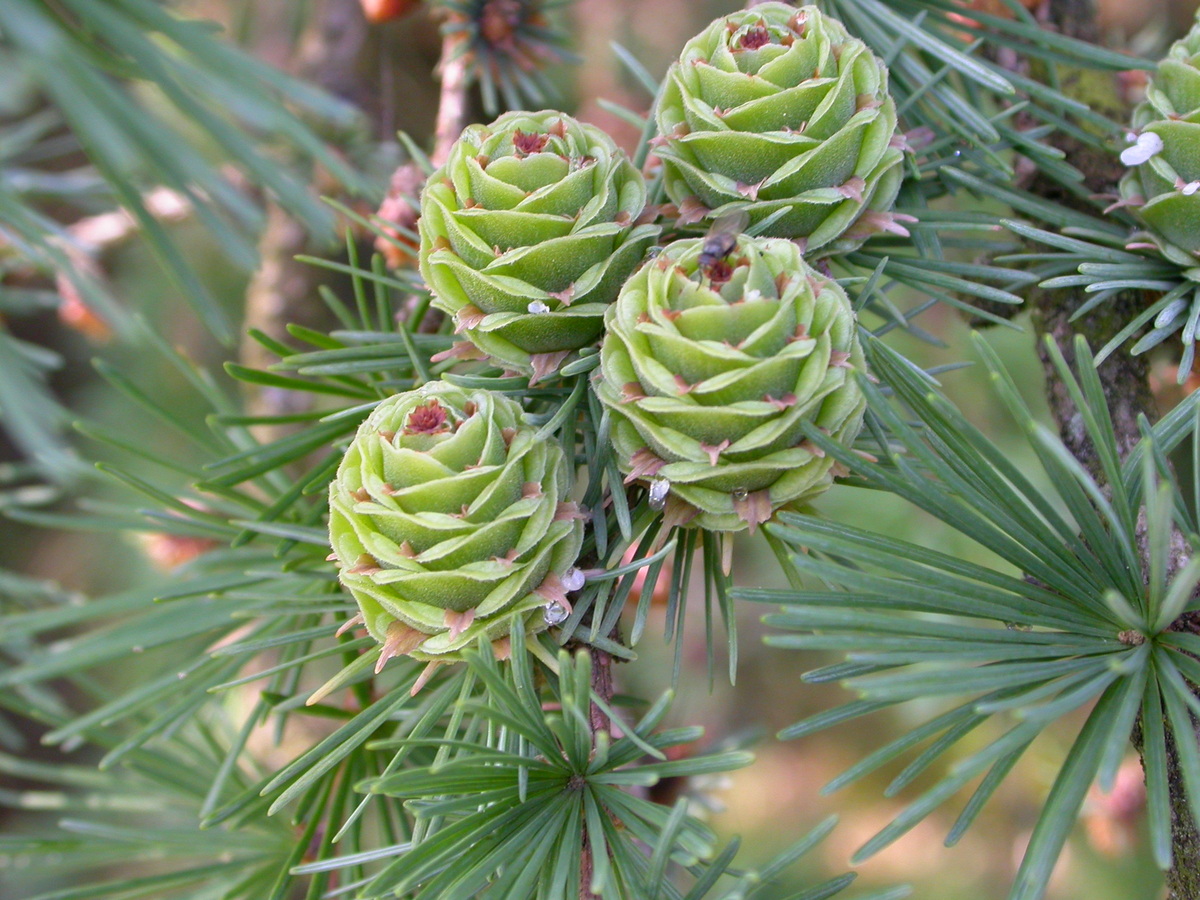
<box><xmin>3</xmin><ymin>1</ymin><xmax>1198</xmax><ymax>898</ymax></box>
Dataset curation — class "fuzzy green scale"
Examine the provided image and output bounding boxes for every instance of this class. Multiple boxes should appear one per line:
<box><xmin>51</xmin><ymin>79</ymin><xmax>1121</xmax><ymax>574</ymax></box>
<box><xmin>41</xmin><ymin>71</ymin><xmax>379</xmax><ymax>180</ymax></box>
<box><xmin>419</xmin><ymin>110</ymin><xmax>659</xmax><ymax>382</ymax></box>
<box><xmin>653</xmin><ymin>3</ymin><xmax>903</xmax><ymax>255</ymax></box>
<box><xmin>595</xmin><ymin>235</ymin><xmax>866</xmax><ymax>532</ymax></box>
<box><xmin>328</xmin><ymin>383</ymin><xmax>583</xmax><ymax>662</ymax></box>
<box><xmin>1120</xmin><ymin>12</ymin><xmax>1200</xmax><ymax>267</ymax></box>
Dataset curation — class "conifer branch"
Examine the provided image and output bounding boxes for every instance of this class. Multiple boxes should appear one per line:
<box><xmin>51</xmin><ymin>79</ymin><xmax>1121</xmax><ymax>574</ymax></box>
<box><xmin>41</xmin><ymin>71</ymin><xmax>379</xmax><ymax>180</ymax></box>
<box><xmin>432</xmin><ymin>31</ymin><xmax>472</xmax><ymax>168</ymax></box>
<box><xmin>580</xmin><ymin>632</ymin><xmax>615</xmax><ymax>899</ymax></box>
<box><xmin>1036</xmin><ymin>4</ymin><xmax>1199</xmax><ymax>895</ymax></box>
<box><xmin>588</xmin><ymin>646</ymin><xmax>615</xmax><ymax>737</ymax></box>
<box><xmin>1028</xmin><ymin>0</ymin><xmax>1155</xmax><ymax>470</ymax></box>
<box><xmin>240</xmin><ymin>0</ymin><xmax>375</xmax><ymax>418</ymax></box>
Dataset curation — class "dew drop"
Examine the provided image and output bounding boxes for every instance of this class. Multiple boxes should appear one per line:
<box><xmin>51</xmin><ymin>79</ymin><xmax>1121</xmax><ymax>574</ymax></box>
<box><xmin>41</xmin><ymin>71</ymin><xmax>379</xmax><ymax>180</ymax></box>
<box><xmin>562</xmin><ymin>567</ymin><xmax>586</xmax><ymax>592</ymax></box>
<box><xmin>731</xmin><ymin>488</ymin><xmax>749</xmax><ymax>502</ymax></box>
<box><xmin>648</xmin><ymin>476</ymin><xmax>671</xmax><ymax>510</ymax></box>
<box><xmin>527</xmin><ymin>300</ymin><xmax>551</xmax><ymax>314</ymax></box>
<box><xmin>543</xmin><ymin>600</ymin><xmax>569</xmax><ymax>625</ymax></box>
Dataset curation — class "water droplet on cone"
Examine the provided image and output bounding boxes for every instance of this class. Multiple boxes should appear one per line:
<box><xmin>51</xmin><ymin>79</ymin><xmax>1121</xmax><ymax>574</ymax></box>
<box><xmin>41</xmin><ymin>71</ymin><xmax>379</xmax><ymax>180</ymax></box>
<box><xmin>648</xmin><ymin>477</ymin><xmax>671</xmax><ymax>510</ymax></box>
<box><xmin>731</xmin><ymin>488</ymin><xmax>749</xmax><ymax>502</ymax></box>
<box><xmin>543</xmin><ymin>600</ymin><xmax>569</xmax><ymax>625</ymax></box>
<box><xmin>527</xmin><ymin>300</ymin><xmax>551</xmax><ymax>314</ymax></box>
<box><xmin>562</xmin><ymin>567</ymin><xmax>586</xmax><ymax>592</ymax></box>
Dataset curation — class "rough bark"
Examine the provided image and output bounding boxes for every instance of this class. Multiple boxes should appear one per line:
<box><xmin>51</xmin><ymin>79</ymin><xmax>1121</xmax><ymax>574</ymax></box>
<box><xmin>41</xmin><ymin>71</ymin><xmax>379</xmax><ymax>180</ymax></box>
<box><xmin>1029</xmin><ymin>290</ymin><xmax>1156</xmax><ymax>469</ymax></box>
<box><xmin>1165</xmin><ymin>723</ymin><xmax>1200</xmax><ymax>900</ymax></box>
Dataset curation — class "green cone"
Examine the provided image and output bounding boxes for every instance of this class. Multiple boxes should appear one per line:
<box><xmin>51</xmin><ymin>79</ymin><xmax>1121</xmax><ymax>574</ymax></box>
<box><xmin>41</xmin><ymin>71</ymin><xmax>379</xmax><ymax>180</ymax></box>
<box><xmin>654</xmin><ymin>3</ymin><xmax>904</xmax><ymax>254</ymax></box>
<box><xmin>1119</xmin><ymin>14</ymin><xmax>1200</xmax><ymax>267</ymax></box>
<box><xmin>419</xmin><ymin>110</ymin><xmax>659</xmax><ymax>382</ymax></box>
<box><xmin>595</xmin><ymin>234</ymin><xmax>867</xmax><ymax>532</ymax></box>
<box><xmin>328</xmin><ymin>383</ymin><xmax>584</xmax><ymax>663</ymax></box>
